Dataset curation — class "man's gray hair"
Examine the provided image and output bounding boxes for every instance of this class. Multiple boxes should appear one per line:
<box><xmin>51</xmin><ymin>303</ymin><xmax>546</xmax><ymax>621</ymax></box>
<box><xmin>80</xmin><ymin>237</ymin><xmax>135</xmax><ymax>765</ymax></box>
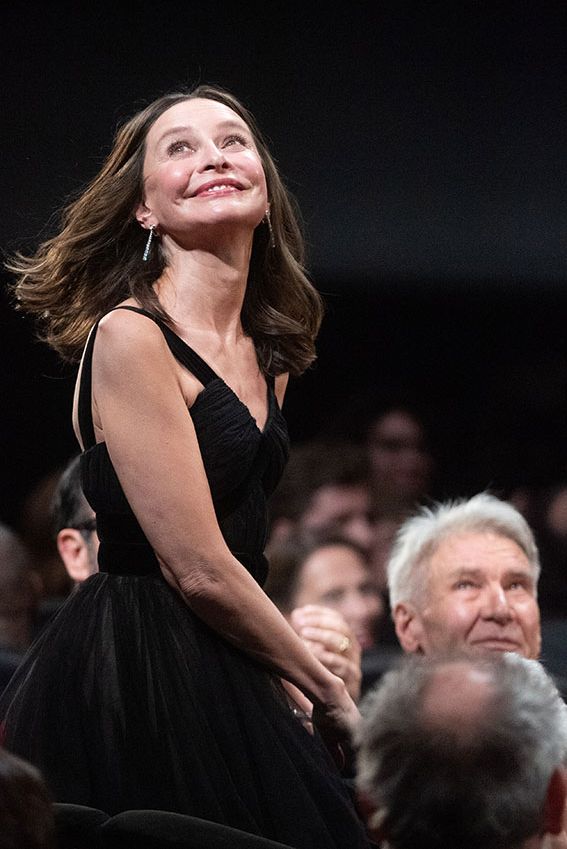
<box><xmin>355</xmin><ymin>651</ymin><xmax>567</xmax><ymax>849</ymax></box>
<box><xmin>387</xmin><ymin>491</ymin><xmax>540</xmax><ymax>609</ymax></box>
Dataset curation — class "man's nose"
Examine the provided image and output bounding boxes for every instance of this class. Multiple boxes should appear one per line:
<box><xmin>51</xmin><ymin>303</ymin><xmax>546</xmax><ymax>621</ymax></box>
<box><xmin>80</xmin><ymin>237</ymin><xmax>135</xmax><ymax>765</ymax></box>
<box><xmin>481</xmin><ymin>584</ymin><xmax>513</xmax><ymax>623</ymax></box>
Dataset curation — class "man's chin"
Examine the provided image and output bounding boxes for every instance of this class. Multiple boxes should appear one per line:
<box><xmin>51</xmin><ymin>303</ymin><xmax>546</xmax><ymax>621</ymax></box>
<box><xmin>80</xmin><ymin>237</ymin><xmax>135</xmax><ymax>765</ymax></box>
<box><xmin>469</xmin><ymin>640</ymin><xmax>523</xmax><ymax>655</ymax></box>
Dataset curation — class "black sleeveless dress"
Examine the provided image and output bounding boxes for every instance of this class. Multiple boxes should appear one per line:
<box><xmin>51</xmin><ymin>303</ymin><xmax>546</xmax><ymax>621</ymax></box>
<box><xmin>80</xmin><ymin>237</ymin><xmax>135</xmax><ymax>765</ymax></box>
<box><xmin>0</xmin><ymin>307</ymin><xmax>371</xmax><ymax>849</ymax></box>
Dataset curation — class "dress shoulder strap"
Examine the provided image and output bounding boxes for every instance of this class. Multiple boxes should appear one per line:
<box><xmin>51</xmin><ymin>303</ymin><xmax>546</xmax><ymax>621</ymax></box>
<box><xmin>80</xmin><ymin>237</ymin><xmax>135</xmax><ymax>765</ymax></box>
<box><xmin>76</xmin><ymin>305</ymin><xmax>220</xmax><ymax>450</ymax></box>
<box><xmin>112</xmin><ymin>306</ymin><xmax>220</xmax><ymax>385</ymax></box>
<box><xmin>77</xmin><ymin>323</ymin><xmax>99</xmax><ymax>450</ymax></box>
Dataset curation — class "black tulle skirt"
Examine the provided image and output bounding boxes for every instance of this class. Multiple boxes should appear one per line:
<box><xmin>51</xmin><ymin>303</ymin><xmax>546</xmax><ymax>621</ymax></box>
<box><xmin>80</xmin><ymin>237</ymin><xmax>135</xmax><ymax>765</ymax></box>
<box><xmin>0</xmin><ymin>572</ymin><xmax>370</xmax><ymax>849</ymax></box>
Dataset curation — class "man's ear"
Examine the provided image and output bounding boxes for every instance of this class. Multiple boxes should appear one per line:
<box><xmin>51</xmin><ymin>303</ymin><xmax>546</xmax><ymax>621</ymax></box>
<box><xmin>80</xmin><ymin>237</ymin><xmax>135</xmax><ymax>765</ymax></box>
<box><xmin>393</xmin><ymin>602</ymin><xmax>425</xmax><ymax>654</ymax></box>
<box><xmin>542</xmin><ymin>767</ymin><xmax>567</xmax><ymax>836</ymax></box>
<box><xmin>56</xmin><ymin>529</ymin><xmax>93</xmax><ymax>584</ymax></box>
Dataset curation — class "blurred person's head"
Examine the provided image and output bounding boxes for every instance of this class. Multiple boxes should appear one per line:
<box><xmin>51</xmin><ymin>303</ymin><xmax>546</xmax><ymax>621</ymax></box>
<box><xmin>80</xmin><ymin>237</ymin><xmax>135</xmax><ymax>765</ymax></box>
<box><xmin>0</xmin><ymin>746</ymin><xmax>56</xmax><ymax>849</ymax></box>
<box><xmin>265</xmin><ymin>530</ymin><xmax>384</xmax><ymax>650</ymax></box>
<box><xmin>387</xmin><ymin>492</ymin><xmax>541</xmax><ymax>660</ymax></box>
<box><xmin>368</xmin><ymin>513</ymin><xmax>406</xmax><ymax>593</ymax></box>
<box><xmin>268</xmin><ymin>439</ymin><xmax>374</xmax><ymax>551</ymax></box>
<box><xmin>355</xmin><ymin>651</ymin><xmax>567</xmax><ymax>849</ymax></box>
<box><xmin>366</xmin><ymin>406</ymin><xmax>434</xmax><ymax>514</ymax></box>
<box><xmin>51</xmin><ymin>455</ymin><xmax>98</xmax><ymax>585</ymax></box>
<box><xmin>17</xmin><ymin>469</ymin><xmax>71</xmax><ymax>599</ymax></box>
<box><xmin>508</xmin><ymin>481</ymin><xmax>567</xmax><ymax>619</ymax></box>
<box><xmin>0</xmin><ymin>523</ymin><xmax>40</xmax><ymax>652</ymax></box>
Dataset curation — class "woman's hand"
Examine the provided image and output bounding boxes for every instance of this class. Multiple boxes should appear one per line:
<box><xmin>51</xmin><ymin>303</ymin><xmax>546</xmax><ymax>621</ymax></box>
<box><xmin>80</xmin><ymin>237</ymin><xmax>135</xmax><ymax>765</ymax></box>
<box><xmin>290</xmin><ymin>604</ymin><xmax>362</xmax><ymax>702</ymax></box>
<box><xmin>311</xmin><ymin>673</ymin><xmax>361</xmax><ymax>770</ymax></box>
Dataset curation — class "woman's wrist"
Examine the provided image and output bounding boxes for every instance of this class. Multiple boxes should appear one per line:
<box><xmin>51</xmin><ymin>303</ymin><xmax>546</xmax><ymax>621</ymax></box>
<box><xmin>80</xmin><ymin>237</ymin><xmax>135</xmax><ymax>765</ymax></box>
<box><xmin>313</xmin><ymin>670</ymin><xmax>348</xmax><ymax>710</ymax></box>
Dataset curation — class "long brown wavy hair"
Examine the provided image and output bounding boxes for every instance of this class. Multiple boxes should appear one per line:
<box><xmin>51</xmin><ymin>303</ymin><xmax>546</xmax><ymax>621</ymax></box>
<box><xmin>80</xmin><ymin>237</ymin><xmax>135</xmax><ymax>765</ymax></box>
<box><xmin>7</xmin><ymin>84</ymin><xmax>324</xmax><ymax>376</ymax></box>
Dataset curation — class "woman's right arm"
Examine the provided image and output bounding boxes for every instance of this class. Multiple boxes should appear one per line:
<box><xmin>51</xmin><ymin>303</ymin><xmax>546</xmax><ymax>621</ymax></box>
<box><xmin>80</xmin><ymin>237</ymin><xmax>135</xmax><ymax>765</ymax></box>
<box><xmin>90</xmin><ymin>310</ymin><xmax>359</xmax><ymax>734</ymax></box>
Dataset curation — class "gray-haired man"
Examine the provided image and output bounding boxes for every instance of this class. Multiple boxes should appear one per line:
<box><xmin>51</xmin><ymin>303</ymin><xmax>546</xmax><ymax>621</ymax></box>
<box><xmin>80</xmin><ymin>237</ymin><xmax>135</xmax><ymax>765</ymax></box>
<box><xmin>355</xmin><ymin>651</ymin><xmax>567</xmax><ymax>849</ymax></box>
<box><xmin>387</xmin><ymin>492</ymin><xmax>541</xmax><ymax>660</ymax></box>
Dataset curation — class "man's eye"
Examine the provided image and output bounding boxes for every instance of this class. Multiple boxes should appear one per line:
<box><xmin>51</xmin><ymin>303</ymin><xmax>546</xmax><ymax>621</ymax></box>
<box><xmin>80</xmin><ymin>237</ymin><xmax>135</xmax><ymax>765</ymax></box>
<box><xmin>455</xmin><ymin>580</ymin><xmax>477</xmax><ymax>590</ymax></box>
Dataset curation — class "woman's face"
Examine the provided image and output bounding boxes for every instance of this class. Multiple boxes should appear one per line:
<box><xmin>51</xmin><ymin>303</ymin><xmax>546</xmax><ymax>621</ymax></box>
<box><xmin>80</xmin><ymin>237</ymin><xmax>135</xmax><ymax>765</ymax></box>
<box><xmin>137</xmin><ymin>98</ymin><xmax>268</xmax><ymax>245</ymax></box>
<box><xmin>292</xmin><ymin>544</ymin><xmax>384</xmax><ymax>650</ymax></box>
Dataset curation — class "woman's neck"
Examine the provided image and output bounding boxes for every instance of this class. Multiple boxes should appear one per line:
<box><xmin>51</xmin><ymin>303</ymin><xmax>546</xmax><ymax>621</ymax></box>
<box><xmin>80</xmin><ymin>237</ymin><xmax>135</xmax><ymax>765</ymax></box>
<box><xmin>155</xmin><ymin>245</ymin><xmax>250</xmax><ymax>340</ymax></box>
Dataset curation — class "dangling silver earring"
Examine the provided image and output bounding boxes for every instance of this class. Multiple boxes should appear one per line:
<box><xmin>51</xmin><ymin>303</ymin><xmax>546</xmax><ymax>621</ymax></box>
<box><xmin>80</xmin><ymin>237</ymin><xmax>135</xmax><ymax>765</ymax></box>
<box><xmin>264</xmin><ymin>208</ymin><xmax>276</xmax><ymax>249</ymax></box>
<box><xmin>142</xmin><ymin>226</ymin><xmax>155</xmax><ymax>262</ymax></box>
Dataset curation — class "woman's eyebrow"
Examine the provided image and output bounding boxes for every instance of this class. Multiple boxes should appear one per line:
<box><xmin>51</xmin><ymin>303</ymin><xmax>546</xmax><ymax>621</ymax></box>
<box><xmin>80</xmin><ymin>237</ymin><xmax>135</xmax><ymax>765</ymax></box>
<box><xmin>156</xmin><ymin>119</ymin><xmax>248</xmax><ymax>147</ymax></box>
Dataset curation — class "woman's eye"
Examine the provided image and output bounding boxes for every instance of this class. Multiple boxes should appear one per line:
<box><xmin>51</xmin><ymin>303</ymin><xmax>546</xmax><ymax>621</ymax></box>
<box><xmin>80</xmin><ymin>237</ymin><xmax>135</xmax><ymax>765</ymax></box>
<box><xmin>167</xmin><ymin>140</ymin><xmax>192</xmax><ymax>155</ymax></box>
<box><xmin>321</xmin><ymin>590</ymin><xmax>344</xmax><ymax>604</ymax></box>
<box><xmin>223</xmin><ymin>134</ymin><xmax>248</xmax><ymax>148</ymax></box>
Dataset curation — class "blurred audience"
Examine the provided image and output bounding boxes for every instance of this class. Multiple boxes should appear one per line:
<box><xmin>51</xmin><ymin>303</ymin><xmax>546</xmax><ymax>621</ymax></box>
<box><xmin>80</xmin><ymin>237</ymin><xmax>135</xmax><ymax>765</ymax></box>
<box><xmin>354</xmin><ymin>651</ymin><xmax>567</xmax><ymax>849</ymax></box>
<box><xmin>367</xmin><ymin>513</ymin><xmax>403</xmax><ymax>595</ymax></box>
<box><xmin>359</xmin><ymin>404</ymin><xmax>436</xmax><ymax>601</ymax></box>
<box><xmin>0</xmin><ymin>745</ymin><xmax>56</xmax><ymax>849</ymax></box>
<box><xmin>16</xmin><ymin>468</ymin><xmax>72</xmax><ymax>602</ymax></box>
<box><xmin>508</xmin><ymin>481</ymin><xmax>567</xmax><ymax>619</ymax></box>
<box><xmin>0</xmin><ymin>523</ymin><xmax>40</xmax><ymax>656</ymax></box>
<box><xmin>365</xmin><ymin>405</ymin><xmax>435</xmax><ymax>518</ymax></box>
<box><xmin>267</xmin><ymin>439</ymin><xmax>374</xmax><ymax>553</ymax></box>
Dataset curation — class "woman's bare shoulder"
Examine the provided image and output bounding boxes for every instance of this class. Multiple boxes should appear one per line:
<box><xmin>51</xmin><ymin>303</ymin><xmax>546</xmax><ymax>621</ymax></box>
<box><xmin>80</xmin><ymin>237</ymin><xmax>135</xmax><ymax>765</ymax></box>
<box><xmin>95</xmin><ymin>306</ymin><xmax>168</xmax><ymax>361</ymax></box>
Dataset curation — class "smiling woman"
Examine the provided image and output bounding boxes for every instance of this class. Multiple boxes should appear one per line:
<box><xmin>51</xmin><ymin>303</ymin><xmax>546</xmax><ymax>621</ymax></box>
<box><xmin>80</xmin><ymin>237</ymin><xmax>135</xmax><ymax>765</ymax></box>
<box><xmin>137</xmin><ymin>102</ymin><xmax>268</xmax><ymax>246</ymax></box>
<box><xmin>1</xmin><ymin>85</ymin><xmax>371</xmax><ymax>849</ymax></box>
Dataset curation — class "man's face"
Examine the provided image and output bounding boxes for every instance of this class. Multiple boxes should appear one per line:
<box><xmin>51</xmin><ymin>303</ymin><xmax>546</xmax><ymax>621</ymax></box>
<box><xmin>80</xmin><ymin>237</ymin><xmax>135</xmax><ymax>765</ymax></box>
<box><xmin>394</xmin><ymin>531</ymin><xmax>541</xmax><ymax>659</ymax></box>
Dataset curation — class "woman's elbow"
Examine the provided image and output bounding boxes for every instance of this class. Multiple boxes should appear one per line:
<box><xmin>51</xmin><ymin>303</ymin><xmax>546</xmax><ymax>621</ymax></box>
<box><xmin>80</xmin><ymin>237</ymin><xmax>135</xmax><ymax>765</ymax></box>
<box><xmin>159</xmin><ymin>554</ymin><xmax>224</xmax><ymax>601</ymax></box>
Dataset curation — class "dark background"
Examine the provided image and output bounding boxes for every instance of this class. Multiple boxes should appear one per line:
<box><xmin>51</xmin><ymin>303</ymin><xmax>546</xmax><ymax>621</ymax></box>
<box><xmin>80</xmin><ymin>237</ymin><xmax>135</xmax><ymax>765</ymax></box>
<box><xmin>1</xmin><ymin>1</ymin><xmax>566</xmax><ymax>527</ymax></box>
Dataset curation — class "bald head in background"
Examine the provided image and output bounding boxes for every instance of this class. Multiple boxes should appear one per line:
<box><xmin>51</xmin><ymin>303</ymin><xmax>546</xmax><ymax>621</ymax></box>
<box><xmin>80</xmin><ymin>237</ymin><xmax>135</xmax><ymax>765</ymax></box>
<box><xmin>355</xmin><ymin>651</ymin><xmax>567</xmax><ymax>849</ymax></box>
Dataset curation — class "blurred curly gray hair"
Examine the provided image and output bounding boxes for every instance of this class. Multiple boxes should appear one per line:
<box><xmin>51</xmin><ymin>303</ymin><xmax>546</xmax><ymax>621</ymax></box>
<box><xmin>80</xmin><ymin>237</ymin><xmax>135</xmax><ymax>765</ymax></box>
<box><xmin>355</xmin><ymin>651</ymin><xmax>567</xmax><ymax>849</ymax></box>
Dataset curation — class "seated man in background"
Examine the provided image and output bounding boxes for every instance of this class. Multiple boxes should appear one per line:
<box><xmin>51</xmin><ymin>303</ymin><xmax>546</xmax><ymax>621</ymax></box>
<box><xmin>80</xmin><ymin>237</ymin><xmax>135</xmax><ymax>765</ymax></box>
<box><xmin>51</xmin><ymin>454</ymin><xmax>99</xmax><ymax>586</ymax></box>
<box><xmin>354</xmin><ymin>651</ymin><xmax>567</xmax><ymax>849</ymax></box>
<box><xmin>34</xmin><ymin>455</ymin><xmax>99</xmax><ymax>634</ymax></box>
<box><xmin>387</xmin><ymin>491</ymin><xmax>542</xmax><ymax>661</ymax></box>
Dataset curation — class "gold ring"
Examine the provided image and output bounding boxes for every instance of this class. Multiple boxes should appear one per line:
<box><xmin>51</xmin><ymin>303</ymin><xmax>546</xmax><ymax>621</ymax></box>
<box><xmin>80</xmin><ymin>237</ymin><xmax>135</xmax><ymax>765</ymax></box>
<box><xmin>338</xmin><ymin>636</ymin><xmax>351</xmax><ymax>654</ymax></box>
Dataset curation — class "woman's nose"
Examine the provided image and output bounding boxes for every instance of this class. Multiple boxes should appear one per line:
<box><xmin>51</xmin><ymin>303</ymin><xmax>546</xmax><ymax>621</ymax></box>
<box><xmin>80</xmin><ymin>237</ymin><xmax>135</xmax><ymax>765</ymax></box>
<box><xmin>201</xmin><ymin>141</ymin><xmax>229</xmax><ymax>171</ymax></box>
